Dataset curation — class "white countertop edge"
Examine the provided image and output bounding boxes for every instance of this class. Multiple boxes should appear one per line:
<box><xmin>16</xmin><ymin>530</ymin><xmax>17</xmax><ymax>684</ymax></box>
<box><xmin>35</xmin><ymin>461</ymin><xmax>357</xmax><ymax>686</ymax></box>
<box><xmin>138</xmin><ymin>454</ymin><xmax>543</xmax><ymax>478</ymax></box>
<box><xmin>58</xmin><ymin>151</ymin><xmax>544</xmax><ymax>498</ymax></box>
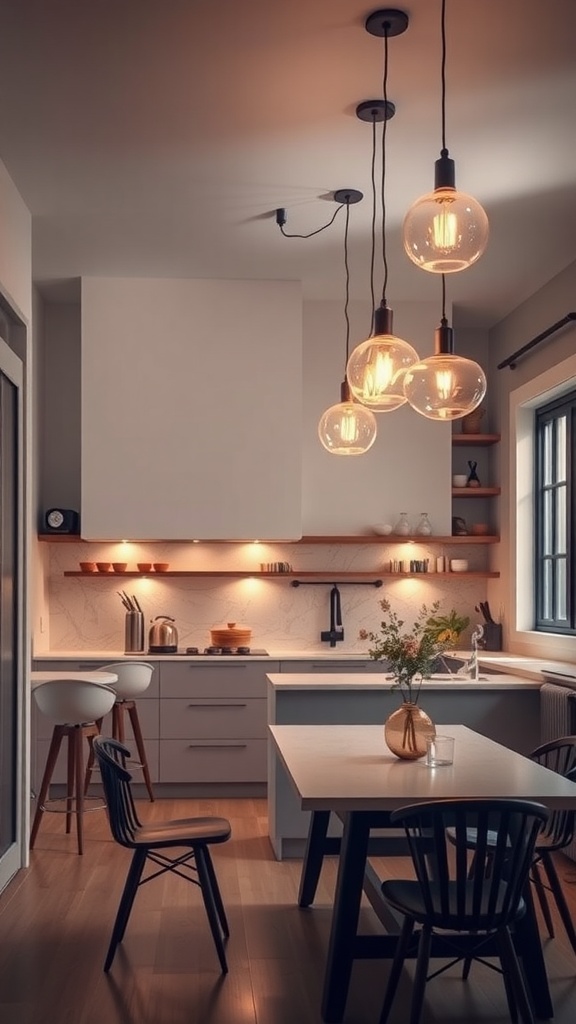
<box><xmin>266</xmin><ymin>672</ymin><xmax>540</xmax><ymax>690</ymax></box>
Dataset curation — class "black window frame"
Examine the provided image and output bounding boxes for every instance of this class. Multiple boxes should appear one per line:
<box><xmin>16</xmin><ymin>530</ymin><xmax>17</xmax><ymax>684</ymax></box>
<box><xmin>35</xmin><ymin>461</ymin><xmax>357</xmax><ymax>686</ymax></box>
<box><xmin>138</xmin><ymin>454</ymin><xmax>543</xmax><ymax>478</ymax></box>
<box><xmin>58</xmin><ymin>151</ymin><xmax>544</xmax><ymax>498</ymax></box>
<box><xmin>535</xmin><ymin>390</ymin><xmax>576</xmax><ymax>633</ymax></box>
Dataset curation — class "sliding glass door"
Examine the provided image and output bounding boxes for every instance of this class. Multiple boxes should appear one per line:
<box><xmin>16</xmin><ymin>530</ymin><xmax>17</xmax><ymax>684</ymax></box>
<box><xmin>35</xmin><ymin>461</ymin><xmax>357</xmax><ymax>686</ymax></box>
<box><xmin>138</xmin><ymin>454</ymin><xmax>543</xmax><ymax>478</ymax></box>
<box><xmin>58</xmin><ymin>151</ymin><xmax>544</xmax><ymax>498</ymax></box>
<box><xmin>0</xmin><ymin>335</ymin><xmax>23</xmax><ymax>892</ymax></box>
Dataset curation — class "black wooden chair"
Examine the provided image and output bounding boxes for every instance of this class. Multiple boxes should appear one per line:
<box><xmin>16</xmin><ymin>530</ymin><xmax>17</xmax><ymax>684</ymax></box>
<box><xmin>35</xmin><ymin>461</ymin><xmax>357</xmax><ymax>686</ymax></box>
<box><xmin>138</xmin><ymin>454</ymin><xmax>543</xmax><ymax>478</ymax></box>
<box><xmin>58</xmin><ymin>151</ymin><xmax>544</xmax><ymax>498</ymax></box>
<box><xmin>92</xmin><ymin>736</ymin><xmax>231</xmax><ymax>973</ymax></box>
<box><xmin>527</xmin><ymin>737</ymin><xmax>576</xmax><ymax>953</ymax></box>
<box><xmin>450</xmin><ymin>736</ymin><xmax>576</xmax><ymax>958</ymax></box>
<box><xmin>378</xmin><ymin>798</ymin><xmax>549</xmax><ymax>1024</ymax></box>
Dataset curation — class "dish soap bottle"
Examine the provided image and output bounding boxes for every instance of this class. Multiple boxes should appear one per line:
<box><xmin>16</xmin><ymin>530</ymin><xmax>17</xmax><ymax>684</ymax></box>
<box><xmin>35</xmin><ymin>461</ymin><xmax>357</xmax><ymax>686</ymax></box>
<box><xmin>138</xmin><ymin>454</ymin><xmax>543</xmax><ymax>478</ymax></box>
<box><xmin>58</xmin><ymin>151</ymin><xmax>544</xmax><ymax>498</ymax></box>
<box><xmin>415</xmin><ymin>512</ymin><xmax>432</xmax><ymax>536</ymax></box>
<box><xmin>393</xmin><ymin>512</ymin><xmax>411</xmax><ymax>536</ymax></box>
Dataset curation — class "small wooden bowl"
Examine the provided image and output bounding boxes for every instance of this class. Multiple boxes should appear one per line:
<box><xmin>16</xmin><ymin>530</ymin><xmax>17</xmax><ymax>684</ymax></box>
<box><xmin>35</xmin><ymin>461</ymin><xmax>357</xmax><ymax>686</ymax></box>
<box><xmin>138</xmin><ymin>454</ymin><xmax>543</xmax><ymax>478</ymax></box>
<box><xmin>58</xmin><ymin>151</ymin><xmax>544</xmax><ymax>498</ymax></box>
<box><xmin>112</xmin><ymin>562</ymin><xmax>128</xmax><ymax>572</ymax></box>
<box><xmin>153</xmin><ymin>562</ymin><xmax>169</xmax><ymax>572</ymax></box>
<box><xmin>470</xmin><ymin>523</ymin><xmax>489</xmax><ymax>536</ymax></box>
<box><xmin>137</xmin><ymin>562</ymin><xmax>152</xmax><ymax>572</ymax></box>
<box><xmin>96</xmin><ymin>562</ymin><xmax>111</xmax><ymax>573</ymax></box>
<box><xmin>79</xmin><ymin>561</ymin><xmax>96</xmax><ymax>573</ymax></box>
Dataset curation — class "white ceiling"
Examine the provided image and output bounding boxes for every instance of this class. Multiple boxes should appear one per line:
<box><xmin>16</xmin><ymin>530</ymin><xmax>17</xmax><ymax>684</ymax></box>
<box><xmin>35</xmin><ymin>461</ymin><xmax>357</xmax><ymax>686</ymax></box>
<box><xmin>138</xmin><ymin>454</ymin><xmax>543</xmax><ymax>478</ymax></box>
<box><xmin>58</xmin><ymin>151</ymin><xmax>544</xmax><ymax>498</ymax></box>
<box><xmin>0</xmin><ymin>0</ymin><xmax>575</xmax><ymax>326</ymax></box>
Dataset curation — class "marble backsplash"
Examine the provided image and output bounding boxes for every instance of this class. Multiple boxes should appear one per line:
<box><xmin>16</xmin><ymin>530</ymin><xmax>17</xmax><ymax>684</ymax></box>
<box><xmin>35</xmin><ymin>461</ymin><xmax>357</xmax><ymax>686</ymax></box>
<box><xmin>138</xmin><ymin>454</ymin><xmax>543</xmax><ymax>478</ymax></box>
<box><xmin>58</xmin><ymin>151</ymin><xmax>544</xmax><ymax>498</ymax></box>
<box><xmin>40</xmin><ymin>539</ymin><xmax>491</xmax><ymax>654</ymax></box>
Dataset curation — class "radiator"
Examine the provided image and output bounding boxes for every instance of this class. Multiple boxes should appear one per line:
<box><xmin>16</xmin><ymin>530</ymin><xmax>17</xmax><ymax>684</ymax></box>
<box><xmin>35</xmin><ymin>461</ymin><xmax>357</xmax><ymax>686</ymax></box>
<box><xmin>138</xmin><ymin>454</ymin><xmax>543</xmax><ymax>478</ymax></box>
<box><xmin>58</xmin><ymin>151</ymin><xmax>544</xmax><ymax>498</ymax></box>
<box><xmin>540</xmin><ymin>682</ymin><xmax>576</xmax><ymax>862</ymax></box>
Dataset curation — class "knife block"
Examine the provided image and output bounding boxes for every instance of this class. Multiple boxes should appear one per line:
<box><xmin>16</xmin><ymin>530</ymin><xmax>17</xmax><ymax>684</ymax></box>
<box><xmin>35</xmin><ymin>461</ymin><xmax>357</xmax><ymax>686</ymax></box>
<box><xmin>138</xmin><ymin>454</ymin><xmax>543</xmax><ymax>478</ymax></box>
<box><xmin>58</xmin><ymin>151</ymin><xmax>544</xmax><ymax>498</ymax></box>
<box><xmin>480</xmin><ymin>622</ymin><xmax>502</xmax><ymax>651</ymax></box>
<box><xmin>125</xmin><ymin>611</ymin><xmax>144</xmax><ymax>653</ymax></box>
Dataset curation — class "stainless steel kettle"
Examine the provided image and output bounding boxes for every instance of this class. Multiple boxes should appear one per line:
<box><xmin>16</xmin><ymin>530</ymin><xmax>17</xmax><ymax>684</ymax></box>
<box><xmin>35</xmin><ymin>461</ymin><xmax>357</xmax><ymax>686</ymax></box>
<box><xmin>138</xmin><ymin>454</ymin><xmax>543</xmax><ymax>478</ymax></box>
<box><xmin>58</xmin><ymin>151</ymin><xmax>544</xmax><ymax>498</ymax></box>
<box><xmin>148</xmin><ymin>615</ymin><xmax>178</xmax><ymax>653</ymax></box>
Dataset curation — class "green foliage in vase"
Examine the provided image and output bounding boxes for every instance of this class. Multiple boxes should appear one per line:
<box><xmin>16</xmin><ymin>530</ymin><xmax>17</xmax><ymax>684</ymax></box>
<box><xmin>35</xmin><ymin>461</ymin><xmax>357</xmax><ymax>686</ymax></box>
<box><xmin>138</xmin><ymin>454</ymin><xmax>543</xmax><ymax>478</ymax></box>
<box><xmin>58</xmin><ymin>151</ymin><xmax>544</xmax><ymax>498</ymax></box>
<box><xmin>359</xmin><ymin>599</ymin><xmax>467</xmax><ymax>704</ymax></box>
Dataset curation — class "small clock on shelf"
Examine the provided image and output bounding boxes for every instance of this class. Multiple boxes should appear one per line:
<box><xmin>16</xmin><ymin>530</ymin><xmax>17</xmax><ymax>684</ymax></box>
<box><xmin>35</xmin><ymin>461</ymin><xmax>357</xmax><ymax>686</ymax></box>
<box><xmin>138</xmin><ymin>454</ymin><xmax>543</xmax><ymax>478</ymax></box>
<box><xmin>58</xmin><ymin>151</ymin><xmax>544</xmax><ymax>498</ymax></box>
<box><xmin>44</xmin><ymin>508</ymin><xmax>79</xmax><ymax>534</ymax></box>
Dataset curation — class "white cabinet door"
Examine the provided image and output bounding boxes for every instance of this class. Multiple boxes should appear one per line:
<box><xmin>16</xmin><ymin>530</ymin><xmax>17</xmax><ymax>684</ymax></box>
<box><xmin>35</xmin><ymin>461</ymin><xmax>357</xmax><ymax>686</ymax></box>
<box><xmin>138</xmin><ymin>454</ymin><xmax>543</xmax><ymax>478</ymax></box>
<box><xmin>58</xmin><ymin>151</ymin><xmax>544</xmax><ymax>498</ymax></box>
<box><xmin>81</xmin><ymin>277</ymin><xmax>303</xmax><ymax>540</ymax></box>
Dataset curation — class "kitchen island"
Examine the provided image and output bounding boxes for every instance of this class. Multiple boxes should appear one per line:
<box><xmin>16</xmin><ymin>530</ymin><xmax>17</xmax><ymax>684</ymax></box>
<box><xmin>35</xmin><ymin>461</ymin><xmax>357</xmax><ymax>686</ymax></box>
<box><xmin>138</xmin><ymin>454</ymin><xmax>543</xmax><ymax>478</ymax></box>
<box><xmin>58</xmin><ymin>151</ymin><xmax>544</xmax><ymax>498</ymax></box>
<box><xmin>267</xmin><ymin>670</ymin><xmax>542</xmax><ymax>859</ymax></box>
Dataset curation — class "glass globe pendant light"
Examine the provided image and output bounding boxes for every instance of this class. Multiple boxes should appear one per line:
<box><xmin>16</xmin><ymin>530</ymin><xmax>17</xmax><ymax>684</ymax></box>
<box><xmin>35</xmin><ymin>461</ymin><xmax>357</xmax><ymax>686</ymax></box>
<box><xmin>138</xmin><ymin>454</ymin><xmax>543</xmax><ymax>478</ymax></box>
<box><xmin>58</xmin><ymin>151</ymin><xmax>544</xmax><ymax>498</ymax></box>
<box><xmin>318</xmin><ymin>191</ymin><xmax>378</xmax><ymax>455</ymax></box>
<box><xmin>346</xmin><ymin>11</ymin><xmax>419</xmax><ymax>413</ymax></box>
<box><xmin>403</xmin><ymin>0</ymin><xmax>489</xmax><ymax>274</ymax></box>
<box><xmin>403</xmin><ymin>276</ymin><xmax>487</xmax><ymax>420</ymax></box>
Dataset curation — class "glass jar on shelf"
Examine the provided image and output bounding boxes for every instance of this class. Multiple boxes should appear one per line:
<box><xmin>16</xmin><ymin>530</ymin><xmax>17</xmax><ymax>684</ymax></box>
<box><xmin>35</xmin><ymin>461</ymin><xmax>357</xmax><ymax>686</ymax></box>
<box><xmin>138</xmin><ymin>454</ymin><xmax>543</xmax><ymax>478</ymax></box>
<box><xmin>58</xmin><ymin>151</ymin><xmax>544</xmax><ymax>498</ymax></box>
<box><xmin>415</xmin><ymin>512</ymin><xmax>432</xmax><ymax>536</ymax></box>
<box><xmin>393</xmin><ymin>512</ymin><xmax>411</xmax><ymax>536</ymax></box>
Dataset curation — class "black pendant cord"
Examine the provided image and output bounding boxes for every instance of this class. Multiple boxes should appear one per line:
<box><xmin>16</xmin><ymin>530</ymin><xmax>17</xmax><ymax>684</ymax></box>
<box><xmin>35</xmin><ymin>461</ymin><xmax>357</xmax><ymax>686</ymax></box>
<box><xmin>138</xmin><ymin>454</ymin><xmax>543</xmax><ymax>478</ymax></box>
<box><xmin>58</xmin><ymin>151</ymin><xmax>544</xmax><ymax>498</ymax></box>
<box><xmin>441</xmin><ymin>272</ymin><xmax>447</xmax><ymax>325</ymax></box>
<box><xmin>277</xmin><ymin>202</ymin><xmax>345</xmax><ymax>239</ymax></box>
<box><xmin>369</xmin><ymin>115</ymin><xmax>378</xmax><ymax>333</ymax></box>
<box><xmin>380</xmin><ymin>27</ymin><xmax>390</xmax><ymax>306</ymax></box>
<box><xmin>343</xmin><ymin>198</ymin><xmax>351</xmax><ymax>368</ymax></box>
<box><xmin>440</xmin><ymin>0</ymin><xmax>447</xmax><ymax>154</ymax></box>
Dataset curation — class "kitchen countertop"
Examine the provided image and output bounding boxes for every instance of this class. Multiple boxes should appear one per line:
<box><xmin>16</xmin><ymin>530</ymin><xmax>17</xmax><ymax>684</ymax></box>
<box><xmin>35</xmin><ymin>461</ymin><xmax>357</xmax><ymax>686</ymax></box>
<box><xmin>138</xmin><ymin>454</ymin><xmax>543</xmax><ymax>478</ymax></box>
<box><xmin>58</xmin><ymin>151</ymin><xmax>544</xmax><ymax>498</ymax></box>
<box><xmin>31</xmin><ymin>648</ymin><xmax>576</xmax><ymax>683</ymax></box>
<box><xmin>266</xmin><ymin>672</ymin><xmax>540</xmax><ymax>691</ymax></box>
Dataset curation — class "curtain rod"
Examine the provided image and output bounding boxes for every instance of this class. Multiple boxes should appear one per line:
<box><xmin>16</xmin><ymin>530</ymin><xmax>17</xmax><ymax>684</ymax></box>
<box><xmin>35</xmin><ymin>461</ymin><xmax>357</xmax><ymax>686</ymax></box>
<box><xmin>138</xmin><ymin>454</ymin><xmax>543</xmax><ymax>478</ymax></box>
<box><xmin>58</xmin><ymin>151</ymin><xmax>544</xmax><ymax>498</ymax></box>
<box><xmin>497</xmin><ymin>312</ymin><xmax>576</xmax><ymax>370</ymax></box>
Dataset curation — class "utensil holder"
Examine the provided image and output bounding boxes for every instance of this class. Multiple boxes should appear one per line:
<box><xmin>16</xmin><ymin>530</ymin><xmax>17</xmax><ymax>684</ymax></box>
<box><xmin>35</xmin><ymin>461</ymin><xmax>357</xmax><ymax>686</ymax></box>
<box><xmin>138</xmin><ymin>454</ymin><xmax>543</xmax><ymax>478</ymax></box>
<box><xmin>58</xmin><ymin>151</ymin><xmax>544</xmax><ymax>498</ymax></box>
<box><xmin>479</xmin><ymin>622</ymin><xmax>502</xmax><ymax>652</ymax></box>
<box><xmin>125</xmin><ymin>611</ymin><xmax>144</xmax><ymax>653</ymax></box>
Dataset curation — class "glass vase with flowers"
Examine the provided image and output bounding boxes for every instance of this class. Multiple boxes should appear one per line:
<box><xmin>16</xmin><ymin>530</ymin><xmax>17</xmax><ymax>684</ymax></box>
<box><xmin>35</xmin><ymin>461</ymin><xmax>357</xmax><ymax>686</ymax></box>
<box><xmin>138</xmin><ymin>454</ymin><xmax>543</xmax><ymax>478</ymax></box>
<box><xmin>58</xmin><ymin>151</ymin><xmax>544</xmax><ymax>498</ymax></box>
<box><xmin>359</xmin><ymin>599</ymin><xmax>468</xmax><ymax>759</ymax></box>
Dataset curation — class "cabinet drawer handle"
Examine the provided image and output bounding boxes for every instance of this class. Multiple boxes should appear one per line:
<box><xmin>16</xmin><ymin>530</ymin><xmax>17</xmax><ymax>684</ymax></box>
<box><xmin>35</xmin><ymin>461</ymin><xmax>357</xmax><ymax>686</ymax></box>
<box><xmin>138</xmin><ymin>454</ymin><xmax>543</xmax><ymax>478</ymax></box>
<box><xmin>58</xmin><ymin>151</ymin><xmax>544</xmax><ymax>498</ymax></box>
<box><xmin>187</xmin><ymin>742</ymin><xmax>247</xmax><ymax>749</ymax></box>
<box><xmin>310</xmin><ymin>662</ymin><xmax>368</xmax><ymax>670</ymax></box>
<box><xmin>188</xmin><ymin>663</ymin><xmax>246</xmax><ymax>670</ymax></box>
<box><xmin>187</xmin><ymin>702</ymin><xmax>247</xmax><ymax>708</ymax></box>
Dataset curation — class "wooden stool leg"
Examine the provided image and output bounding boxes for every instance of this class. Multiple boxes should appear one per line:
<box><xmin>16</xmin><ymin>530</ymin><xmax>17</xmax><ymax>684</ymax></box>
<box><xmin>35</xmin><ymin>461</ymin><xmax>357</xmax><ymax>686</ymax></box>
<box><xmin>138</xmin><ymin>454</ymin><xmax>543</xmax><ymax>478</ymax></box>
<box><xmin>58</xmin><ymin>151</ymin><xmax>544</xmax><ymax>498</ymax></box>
<box><xmin>127</xmin><ymin>702</ymin><xmax>155</xmax><ymax>802</ymax></box>
<box><xmin>30</xmin><ymin>726</ymin><xmax>65</xmax><ymax>849</ymax></box>
<box><xmin>65</xmin><ymin>727</ymin><xmax>76</xmax><ymax>834</ymax></box>
<box><xmin>113</xmin><ymin>703</ymin><xmax>125</xmax><ymax>743</ymax></box>
<box><xmin>74</xmin><ymin>725</ymin><xmax>85</xmax><ymax>855</ymax></box>
<box><xmin>84</xmin><ymin>717</ymin><xmax>104</xmax><ymax>792</ymax></box>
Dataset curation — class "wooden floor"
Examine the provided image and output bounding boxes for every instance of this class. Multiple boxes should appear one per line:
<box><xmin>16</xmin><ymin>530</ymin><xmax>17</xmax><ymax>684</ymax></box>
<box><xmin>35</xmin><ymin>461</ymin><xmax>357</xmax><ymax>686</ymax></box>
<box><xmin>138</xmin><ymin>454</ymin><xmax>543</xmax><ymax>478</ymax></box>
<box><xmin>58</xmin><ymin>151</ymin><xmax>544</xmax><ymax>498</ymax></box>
<box><xmin>2</xmin><ymin>797</ymin><xmax>576</xmax><ymax>1023</ymax></box>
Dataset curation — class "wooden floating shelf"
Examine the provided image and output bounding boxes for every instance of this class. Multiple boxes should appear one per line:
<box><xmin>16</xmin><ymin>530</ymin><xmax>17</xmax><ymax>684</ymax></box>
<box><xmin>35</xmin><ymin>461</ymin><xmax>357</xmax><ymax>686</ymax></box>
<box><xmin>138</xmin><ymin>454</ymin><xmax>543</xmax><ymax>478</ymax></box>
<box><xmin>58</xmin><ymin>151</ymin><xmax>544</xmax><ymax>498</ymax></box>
<box><xmin>64</xmin><ymin>569</ymin><xmax>500</xmax><ymax>580</ymax></box>
<box><xmin>452</xmin><ymin>488</ymin><xmax>501</xmax><ymax>498</ymax></box>
<box><xmin>44</xmin><ymin>534</ymin><xmax>500</xmax><ymax>546</ymax></box>
<box><xmin>452</xmin><ymin>433</ymin><xmax>500</xmax><ymax>446</ymax></box>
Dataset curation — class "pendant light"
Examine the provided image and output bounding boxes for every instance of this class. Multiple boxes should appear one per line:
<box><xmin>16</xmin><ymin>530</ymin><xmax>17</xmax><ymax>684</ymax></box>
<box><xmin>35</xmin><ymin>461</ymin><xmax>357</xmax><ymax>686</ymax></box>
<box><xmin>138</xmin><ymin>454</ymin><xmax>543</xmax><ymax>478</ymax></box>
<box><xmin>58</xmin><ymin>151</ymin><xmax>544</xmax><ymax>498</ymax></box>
<box><xmin>318</xmin><ymin>191</ymin><xmax>378</xmax><ymax>455</ymax></box>
<box><xmin>403</xmin><ymin>0</ymin><xmax>488</xmax><ymax>273</ymax></box>
<box><xmin>346</xmin><ymin>10</ymin><xmax>419</xmax><ymax>413</ymax></box>
<box><xmin>403</xmin><ymin>275</ymin><xmax>487</xmax><ymax>420</ymax></box>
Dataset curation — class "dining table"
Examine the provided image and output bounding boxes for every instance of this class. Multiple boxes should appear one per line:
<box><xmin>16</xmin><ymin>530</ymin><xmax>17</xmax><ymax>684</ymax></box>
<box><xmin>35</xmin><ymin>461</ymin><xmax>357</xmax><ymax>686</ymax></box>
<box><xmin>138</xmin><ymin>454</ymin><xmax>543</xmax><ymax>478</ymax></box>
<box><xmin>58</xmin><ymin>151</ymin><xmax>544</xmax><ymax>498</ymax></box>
<box><xmin>269</xmin><ymin>722</ymin><xmax>576</xmax><ymax>1023</ymax></box>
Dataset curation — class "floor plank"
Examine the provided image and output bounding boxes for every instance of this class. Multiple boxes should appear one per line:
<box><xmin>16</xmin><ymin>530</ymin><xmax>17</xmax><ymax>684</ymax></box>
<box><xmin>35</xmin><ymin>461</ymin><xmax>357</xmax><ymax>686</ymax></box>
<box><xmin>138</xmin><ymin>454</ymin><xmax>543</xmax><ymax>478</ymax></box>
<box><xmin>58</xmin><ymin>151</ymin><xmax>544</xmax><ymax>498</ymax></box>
<box><xmin>1</xmin><ymin>798</ymin><xmax>576</xmax><ymax>1023</ymax></box>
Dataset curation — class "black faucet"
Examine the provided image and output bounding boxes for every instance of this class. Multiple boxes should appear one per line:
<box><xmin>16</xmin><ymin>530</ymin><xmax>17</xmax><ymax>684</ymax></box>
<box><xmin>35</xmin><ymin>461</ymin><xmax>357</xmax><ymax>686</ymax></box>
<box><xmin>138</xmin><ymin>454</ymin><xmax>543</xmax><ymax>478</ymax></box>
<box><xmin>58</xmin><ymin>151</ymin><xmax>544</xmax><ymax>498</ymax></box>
<box><xmin>321</xmin><ymin>585</ymin><xmax>344</xmax><ymax>647</ymax></box>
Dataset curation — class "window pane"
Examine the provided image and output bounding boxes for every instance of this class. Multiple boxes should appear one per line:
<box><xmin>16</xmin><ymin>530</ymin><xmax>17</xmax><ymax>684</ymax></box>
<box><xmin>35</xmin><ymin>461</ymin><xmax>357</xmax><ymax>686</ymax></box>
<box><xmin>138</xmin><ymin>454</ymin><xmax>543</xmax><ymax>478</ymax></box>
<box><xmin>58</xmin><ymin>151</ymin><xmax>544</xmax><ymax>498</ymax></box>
<box><xmin>542</xmin><ymin>559</ymin><xmax>553</xmax><ymax>619</ymax></box>
<box><xmin>542</xmin><ymin>489</ymin><xmax>552</xmax><ymax>555</ymax></box>
<box><xmin>556</xmin><ymin>557</ymin><xmax>567</xmax><ymax>621</ymax></box>
<box><xmin>542</xmin><ymin>420</ymin><xmax>553</xmax><ymax>485</ymax></box>
<box><xmin>556</xmin><ymin>415</ymin><xmax>566</xmax><ymax>483</ymax></box>
<box><xmin>556</xmin><ymin>484</ymin><xmax>566</xmax><ymax>554</ymax></box>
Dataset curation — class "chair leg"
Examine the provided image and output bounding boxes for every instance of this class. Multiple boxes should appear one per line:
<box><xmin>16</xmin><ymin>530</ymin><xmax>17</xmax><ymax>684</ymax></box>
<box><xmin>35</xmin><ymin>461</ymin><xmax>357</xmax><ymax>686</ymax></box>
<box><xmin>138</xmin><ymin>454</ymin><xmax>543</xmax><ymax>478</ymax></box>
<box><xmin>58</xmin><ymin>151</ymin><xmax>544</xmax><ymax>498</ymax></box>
<box><xmin>30</xmin><ymin>726</ymin><xmax>65</xmax><ymax>848</ymax></box>
<box><xmin>540</xmin><ymin>851</ymin><xmax>576</xmax><ymax>954</ymax></box>
<box><xmin>531</xmin><ymin>860</ymin><xmax>555</xmax><ymax>938</ymax></box>
<box><xmin>104</xmin><ymin>847</ymin><xmax>147</xmax><ymax>971</ymax></box>
<box><xmin>497</xmin><ymin>926</ymin><xmax>535</xmax><ymax>1024</ymax></box>
<box><xmin>379</xmin><ymin>915</ymin><xmax>415</xmax><ymax>1024</ymax></box>
<box><xmin>73</xmin><ymin>725</ymin><xmax>85</xmax><ymax>855</ymax></box>
<box><xmin>84</xmin><ymin>717</ymin><xmax>104</xmax><ymax>792</ymax></box>
<box><xmin>202</xmin><ymin>846</ymin><xmax>229</xmax><ymax>937</ymax></box>
<box><xmin>410</xmin><ymin>925</ymin><xmax>432</xmax><ymax>1024</ymax></box>
<box><xmin>126</xmin><ymin>702</ymin><xmax>155</xmax><ymax>802</ymax></box>
<box><xmin>66</xmin><ymin>727</ymin><xmax>76</xmax><ymax>834</ymax></box>
<box><xmin>195</xmin><ymin>845</ymin><xmax>228</xmax><ymax>973</ymax></box>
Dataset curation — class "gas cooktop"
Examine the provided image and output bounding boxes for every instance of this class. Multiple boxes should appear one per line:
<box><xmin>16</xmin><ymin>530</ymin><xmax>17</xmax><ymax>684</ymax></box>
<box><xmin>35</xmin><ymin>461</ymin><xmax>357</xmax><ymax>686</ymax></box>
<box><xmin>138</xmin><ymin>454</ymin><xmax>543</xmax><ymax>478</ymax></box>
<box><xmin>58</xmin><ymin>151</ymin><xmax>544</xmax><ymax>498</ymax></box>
<box><xmin>175</xmin><ymin>647</ymin><xmax>270</xmax><ymax>657</ymax></box>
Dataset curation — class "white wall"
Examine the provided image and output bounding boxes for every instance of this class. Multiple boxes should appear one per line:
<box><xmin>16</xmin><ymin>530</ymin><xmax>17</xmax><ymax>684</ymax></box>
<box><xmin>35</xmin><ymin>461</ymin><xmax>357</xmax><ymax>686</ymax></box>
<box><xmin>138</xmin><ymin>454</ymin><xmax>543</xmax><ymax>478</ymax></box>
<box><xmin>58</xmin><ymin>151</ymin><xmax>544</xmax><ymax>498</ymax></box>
<box><xmin>488</xmin><ymin>258</ymin><xmax>576</xmax><ymax>658</ymax></box>
<box><xmin>0</xmin><ymin>161</ymin><xmax>32</xmax><ymax>322</ymax></box>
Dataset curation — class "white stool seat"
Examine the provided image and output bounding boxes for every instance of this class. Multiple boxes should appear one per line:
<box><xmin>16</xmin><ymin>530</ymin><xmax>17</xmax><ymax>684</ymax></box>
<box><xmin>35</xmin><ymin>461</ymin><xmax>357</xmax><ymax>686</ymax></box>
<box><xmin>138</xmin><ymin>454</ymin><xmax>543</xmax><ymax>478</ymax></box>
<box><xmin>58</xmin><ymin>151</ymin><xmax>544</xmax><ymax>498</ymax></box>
<box><xmin>31</xmin><ymin>678</ymin><xmax>116</xmax><ymax>855</ymax></box>
<box><xmin>88</xmin><ymin>661</ymin><xmax>156</xmax><ymax>801</ymax></box>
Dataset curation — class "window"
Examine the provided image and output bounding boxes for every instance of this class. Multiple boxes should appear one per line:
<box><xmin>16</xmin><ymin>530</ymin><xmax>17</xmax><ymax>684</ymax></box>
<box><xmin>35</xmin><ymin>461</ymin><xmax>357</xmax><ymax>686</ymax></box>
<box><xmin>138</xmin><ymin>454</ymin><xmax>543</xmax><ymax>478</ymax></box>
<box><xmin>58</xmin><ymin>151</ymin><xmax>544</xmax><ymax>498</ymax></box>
<box><xmin>535</xmin><ymin>391</ymin><xmax>576</xmax><ymax>632</ymax></box>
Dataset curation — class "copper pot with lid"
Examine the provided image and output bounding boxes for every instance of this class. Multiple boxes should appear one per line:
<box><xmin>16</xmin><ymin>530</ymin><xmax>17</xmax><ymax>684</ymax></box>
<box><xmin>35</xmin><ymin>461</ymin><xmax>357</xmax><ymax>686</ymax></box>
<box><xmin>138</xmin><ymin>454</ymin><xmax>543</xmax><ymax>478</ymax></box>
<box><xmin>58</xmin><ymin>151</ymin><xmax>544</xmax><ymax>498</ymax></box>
<box><xmin>209</xmin><ymin>622</ymin><xmax>252</xmax><ymax>649</ymax></box>
<box><xmin>148</xmin><ymin>615</ymin><xmax>179</xmax><ymax>653</ymax></box>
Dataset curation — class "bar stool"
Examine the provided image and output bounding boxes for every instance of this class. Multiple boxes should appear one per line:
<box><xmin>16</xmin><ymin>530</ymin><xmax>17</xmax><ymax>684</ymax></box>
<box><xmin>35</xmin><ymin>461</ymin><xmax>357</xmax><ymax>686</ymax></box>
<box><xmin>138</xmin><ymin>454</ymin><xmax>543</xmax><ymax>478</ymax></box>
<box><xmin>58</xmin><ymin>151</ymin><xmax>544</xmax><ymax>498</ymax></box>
<box><xmin>30</xmin><ymin>678</ymin><xmax>116</xmax><ymax>855</ymax></box>
<box><xmin>92</xmin><ymin>661</ymin><xmax>156</xmax><ymax>802</ymax></box>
